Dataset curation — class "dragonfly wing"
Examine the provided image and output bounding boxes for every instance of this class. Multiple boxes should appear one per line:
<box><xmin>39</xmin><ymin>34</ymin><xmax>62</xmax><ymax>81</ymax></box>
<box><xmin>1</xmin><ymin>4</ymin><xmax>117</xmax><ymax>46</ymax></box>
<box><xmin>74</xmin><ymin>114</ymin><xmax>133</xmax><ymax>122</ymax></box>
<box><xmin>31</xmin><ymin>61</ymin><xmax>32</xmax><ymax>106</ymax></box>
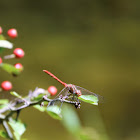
<box><xmin>54</xmin><ymin>87</ymin><xmax>69</xmax><ymax>99</ymax></box>
<box><xmin>48</xmin><ymin>87</ymin><xmax>76</xmax><ymax>107</ymax></box>
<box><xmin>47</xmin><ymin>88</ymin><xmax>64</xmax><ymax>107</ymax></box>
<box><xmin>75</xmin><ymin>85</ymin><xmax>103</xmax><ymax>103</ymax></box>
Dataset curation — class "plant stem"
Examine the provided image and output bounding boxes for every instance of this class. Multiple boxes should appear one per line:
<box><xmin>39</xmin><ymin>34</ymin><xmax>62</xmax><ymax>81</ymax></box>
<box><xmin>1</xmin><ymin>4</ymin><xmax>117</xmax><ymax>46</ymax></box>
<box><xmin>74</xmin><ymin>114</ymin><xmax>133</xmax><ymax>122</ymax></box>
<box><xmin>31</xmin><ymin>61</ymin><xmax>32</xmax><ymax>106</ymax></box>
<box><xmin>0</xmin><ymin>94</ymin><xmax>77</xmax><ymax>122</ymax></box>
<box><xmin>2</xmin><ymin>120</ymin><xmax>13</xmax><ymax>140</ymax></box>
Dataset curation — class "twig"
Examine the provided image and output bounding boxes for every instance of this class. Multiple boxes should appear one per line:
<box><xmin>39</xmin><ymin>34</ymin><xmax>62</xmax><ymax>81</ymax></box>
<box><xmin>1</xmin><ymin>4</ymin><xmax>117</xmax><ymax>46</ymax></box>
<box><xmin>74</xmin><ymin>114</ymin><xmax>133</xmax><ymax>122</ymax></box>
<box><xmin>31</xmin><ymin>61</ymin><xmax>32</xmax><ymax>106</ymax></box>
<box><xmin>0</xmin><ymin>90</ymin><xmax>78</xmax><ymax>120</ymax></box>
<box><xmin>2</xmin><ymin>120</ymin><xmax>13</xmax><ymax>140</ymax></box>
<box><xmin>0</xmin><ymin>88</ymin><xmax>80</xmax><ymax>139</ymax></box>
<box><xmin>9</xmin><ymin>97</ymin><xmax>77</xmax><ymax>111</ymax></box>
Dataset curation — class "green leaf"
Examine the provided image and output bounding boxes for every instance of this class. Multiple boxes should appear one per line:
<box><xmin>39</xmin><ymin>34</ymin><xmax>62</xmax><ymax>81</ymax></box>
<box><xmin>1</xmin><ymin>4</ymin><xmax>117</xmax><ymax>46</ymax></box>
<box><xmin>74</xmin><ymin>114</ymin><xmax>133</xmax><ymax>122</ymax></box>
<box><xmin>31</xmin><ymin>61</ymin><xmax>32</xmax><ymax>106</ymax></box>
<box><xmin>33</xmin><ymin>105</ymin><xmax>46</xmax><ymax>112</ymax></box>
<box><xmin>8</xmin><ymin>118</ymin><xmax>26</xmax><ymax>140</ymax></box>
<box><xmin>14</xmin><ymin>132</ymin><xmax>20</xmax><ymax>140</ymax></box>
<box><xmin>0</xmin><ymin>99</ymin><xmax>9</xmax><ymax>104</ymax></box>
<box><xmin>0</xmin><ymin>35</ymin><xmax>6</xmax><ymax>53</ymax></box>
<box><xmin>62</xmin><ymin>105</ymin><xmax>81</xmax><ymax>135</ymax></box>
<box><xmin>46</xmin><ymin>106</ymin><xmax>62</xmax><ymax>120</ymax></box>
<box><xmin>0</xmin><ymin>47</ymin><xmax>5</xmax><ymax>53</ymax></box>
<box><xmin>0</xmin><ymin>35</ymin><xmax>5</xmax><ymax>40</ymax></box>
<box><xmin>0</xmin><ymin>40</ymin><xmax>13</xmax><ymax>49</ymax></box>
<box><xmin>0</xmin><ymin>104</ymin><xmax>7</xmax><ymax>110</ymax></box>
<box><xmin>0</xmin><ymin>99</ymin><xmax>9</xmax><ymax>114</ymax></box>
<box><xmin>0</xmin><ymin>130</ymin><xmax>9</xmax><ymax>139</ymax></box>
<box><xmin>0</xmin><ymin>63</ymin><xmax>21</xmax><ymax>75</ymax></box>
<box><xmin>10</xmin><ymin>91</ymin><xmax>23</xmax><ymax>100</ymax></box>
<box><xmin>80</xmin><ymin>127</ymin><xmax>100</xmax><ymax>140</ymax></box>
<box><xmin>0</xmin><ymin>114</ymin><xmax>5</xmax><ymax>119</ymax></box>
<box><xmin>78</xmin><ymin>95</ymin><xmax>98</xmax><ymax>105</ymax></box>
<box><xmin>0</xmin><ymin>36</ymin><xmax>13</xmax><ymax>53</ymax></box>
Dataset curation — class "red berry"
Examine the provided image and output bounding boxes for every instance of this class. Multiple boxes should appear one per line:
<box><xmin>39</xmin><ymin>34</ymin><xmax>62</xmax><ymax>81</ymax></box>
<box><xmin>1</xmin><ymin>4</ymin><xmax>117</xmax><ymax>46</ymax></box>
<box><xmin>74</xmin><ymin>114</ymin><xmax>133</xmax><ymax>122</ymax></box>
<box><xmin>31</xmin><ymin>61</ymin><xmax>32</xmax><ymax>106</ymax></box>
<box><xmin>13</xmin><ymin>48</ymin><xmax>24</xmax><ymax>58</ymax></box>
<box><xmin>1</xmin><ymin>81</ymin><xmax>12</xmax><ymax>91</ymax></box>
<box><xmin>7</xmin><ymin>28</ymin><xmax>17</xmax><ymax>38</ymax></box>
<box><xmin>0</xmin><ymin>27</ymin><xmax>3</xmax><ymax>34</ymax></box>
<box><xmin>48</xmin><ymin>86</ymin><xmax>57</xmax><ymax>96</ymax></box>
<box><xmin>14</xmin><ymin>63</ymin><xmax>23</xmax><ymax>71</ymax></box>
<box><xmin>0</xmin><ymin>57</ymin><xmax>2</xmax><ymax>64</ymax></box>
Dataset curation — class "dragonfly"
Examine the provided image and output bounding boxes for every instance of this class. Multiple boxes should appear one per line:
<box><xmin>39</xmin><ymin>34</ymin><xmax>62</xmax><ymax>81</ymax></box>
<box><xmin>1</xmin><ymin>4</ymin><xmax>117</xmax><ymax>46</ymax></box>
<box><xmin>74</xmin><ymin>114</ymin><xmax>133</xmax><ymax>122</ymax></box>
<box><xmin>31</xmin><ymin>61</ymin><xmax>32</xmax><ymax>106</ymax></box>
<box><xmin>43</xmin><ymin>70</ymin><xmax>102</xmax><ymax>106</ymax></box>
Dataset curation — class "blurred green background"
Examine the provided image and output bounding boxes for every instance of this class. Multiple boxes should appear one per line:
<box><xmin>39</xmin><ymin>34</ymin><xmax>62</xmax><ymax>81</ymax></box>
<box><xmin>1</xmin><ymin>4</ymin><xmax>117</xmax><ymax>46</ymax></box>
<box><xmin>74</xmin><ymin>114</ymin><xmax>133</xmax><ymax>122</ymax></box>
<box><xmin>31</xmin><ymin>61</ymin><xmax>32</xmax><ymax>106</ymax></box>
<box><xmin>0</xmin><ymin>0</ymin><xmax>140</xmax><ymax>140</ymax></box>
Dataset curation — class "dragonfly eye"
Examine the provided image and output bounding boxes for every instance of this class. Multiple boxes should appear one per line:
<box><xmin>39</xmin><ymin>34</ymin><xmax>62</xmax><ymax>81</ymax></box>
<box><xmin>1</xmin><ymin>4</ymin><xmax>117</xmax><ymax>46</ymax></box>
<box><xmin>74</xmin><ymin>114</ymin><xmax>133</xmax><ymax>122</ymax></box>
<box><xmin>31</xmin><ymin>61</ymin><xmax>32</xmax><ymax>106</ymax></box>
<box><xmin>76</xmin><ymin>90</ymin><xmax>82</xmax><ymax>96</ymax></box>
<box><xmin>69</xmin><ymin>88</ymin><xmax>73</xmax><ymax>93</ymax></box>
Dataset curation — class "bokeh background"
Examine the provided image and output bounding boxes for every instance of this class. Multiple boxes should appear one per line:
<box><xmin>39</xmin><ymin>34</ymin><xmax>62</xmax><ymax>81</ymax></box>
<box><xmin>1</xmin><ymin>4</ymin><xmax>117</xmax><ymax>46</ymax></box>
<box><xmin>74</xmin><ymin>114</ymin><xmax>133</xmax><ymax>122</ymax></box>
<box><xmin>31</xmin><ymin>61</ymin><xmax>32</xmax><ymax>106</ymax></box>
<box><xmin>0</xmin><ymin>0</ymin><xmax>140</xmax><ymax>140</ymax></box>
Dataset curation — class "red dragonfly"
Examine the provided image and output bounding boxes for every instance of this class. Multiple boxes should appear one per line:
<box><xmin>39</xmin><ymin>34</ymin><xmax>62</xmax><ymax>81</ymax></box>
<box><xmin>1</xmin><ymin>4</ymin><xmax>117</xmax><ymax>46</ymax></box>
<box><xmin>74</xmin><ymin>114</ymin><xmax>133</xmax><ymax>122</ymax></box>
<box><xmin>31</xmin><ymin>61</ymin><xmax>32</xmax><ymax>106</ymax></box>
<box><xmin>43</xmin><ymin>70</ymin><xmax>102</xmax><ymax>103</ymax></box>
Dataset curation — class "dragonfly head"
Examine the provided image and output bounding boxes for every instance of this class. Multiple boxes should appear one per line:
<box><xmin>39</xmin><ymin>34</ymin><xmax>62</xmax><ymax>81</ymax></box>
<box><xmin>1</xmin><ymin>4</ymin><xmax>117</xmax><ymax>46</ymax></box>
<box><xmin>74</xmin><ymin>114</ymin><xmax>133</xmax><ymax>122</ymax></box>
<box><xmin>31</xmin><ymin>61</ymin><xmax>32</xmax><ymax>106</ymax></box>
<box><xmin>76</xmin><ymin>90</ymin><xmax>82</xmax><ymax>96</ymax></box>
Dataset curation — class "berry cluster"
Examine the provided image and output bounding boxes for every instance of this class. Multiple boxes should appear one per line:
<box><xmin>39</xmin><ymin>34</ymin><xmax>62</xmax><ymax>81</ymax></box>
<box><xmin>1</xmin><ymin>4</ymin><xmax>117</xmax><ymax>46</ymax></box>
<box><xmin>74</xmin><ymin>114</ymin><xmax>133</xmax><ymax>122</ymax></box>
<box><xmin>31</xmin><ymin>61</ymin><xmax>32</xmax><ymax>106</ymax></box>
<box><xmin>0</xmin><ymin>26</ymin><xmax>58</xmax><ymax>96</ymax></box>
<box><xmin>0</xmin><ymin>27</ymin><xmax>24</xmax><ymax>91</ymax></box>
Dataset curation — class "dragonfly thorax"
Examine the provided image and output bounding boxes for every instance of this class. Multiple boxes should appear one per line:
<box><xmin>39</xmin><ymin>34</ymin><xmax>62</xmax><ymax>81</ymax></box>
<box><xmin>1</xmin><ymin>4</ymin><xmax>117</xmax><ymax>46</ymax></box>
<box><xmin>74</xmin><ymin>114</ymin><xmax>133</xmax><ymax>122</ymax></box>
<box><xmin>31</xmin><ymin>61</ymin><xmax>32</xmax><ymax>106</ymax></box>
<box><xmin>67</xmin><ymin>84</ymin><xmax>81</xmax><ymax>96</ymax></box>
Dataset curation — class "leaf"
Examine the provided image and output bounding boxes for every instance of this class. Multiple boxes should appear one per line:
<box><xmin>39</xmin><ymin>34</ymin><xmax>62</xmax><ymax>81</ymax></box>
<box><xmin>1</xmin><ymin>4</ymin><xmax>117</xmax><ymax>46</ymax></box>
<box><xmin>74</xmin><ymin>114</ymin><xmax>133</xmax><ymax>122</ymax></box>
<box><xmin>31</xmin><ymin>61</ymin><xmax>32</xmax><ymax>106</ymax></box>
<box><xmin>46</xmin><ymin>106</ymin><xmax>62</xmax><ymax>120</ymax></box>
<box><xmin>14</xmin><ymin>132</ymin><xmax>20</xmax><ymax>140</ymax></box>
<box><xmin>62</xmin><ymin>105</ymin><xmax>81</xmax><ymax>135</ymax></box>
<box><xmin>0</xmin><ymin>130</ymin><xmax>9</xmax><ymax>139</ymax></box>
<box><xmin>0</xmin><ymin>99</ymin><xmax>9</xmax><ymax>104</ymax></box>
<box><xmin>33</xmin><ymin>105</ymin><xmax>46</xmax><ymax>112</ymax></box>
<box><xmin>0</xmin><ymin>99</ymin><xmax>9</xmax><ymax>114</ymax></box>
<box><xmin>78</xmin><ymin>95</ymin><xmax>98</xmax><ymax>105</ymax></box>
<box><xmin>0</xmin><ymin>35</ymin><xmax>5</xmax><ymax>40</ymax></box>
<box><xmin>0</xmin><ymin>47</ymin><xmax>5</xmax><ymax>53</ymax></box>
<box><xmin>0</xmin><ymin>35</ymin><xmax>6</xmax><ymax>53</ymax></box>
<box><xmin>80</xmin><ymin>127</ymin><xmax>100</xmax><ymax>140</ymax></box>
<box><xmin>10</xmin><ymin>91</ymin><xmax>23</xmax><ymax>100</ymax></box>
<box><xmin>31</xmin><ymin>93</ymin><xmax>46</xmax><ymax>102</ymax></box>
<box><xmin>0</xmin><ymin>114</ymin><xmax>5</xmax><ymax>119</ymax></box>
<box><xmin>0</xmin><ymin>104</ymin><xmax>8</xmax><ymax>110</ymax></box>
<box><xmin>0</xmin><ymin>40</ymin><xmax>13</xmax><ymax>49</ymax></box>
<box><xmin>0</xmin><ymin>63</ymin><xmax>21</xmax><ymax>75</ymax></box>
<box><xmin>8</xmin><ymin>118</ymin><xmax>26</xmax><ymax>140</ymax></box>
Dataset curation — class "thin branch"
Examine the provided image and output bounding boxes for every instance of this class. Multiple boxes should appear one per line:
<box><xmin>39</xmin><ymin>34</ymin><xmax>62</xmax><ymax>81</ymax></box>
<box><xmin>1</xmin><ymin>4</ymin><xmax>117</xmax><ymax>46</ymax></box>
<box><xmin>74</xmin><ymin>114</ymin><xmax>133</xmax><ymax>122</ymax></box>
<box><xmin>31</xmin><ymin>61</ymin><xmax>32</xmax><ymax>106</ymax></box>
<box><xmin>0</xmin><ymin>88</ymin><xmax>80</xmax><ymax>140</ymax></box>
<box><xmin>9</xmin><ymin>97</ymin><xmax>77</xmax><ymax>111</ymax></box>
<box><xmin>2</xmin><ymin>120</ymin><xmax>13</xmax><ymax>140</ymax></box>
<box><xmin>0</xmin><ymin>88</ymin><xmax>78</xmax><ymax>121</ymax></box>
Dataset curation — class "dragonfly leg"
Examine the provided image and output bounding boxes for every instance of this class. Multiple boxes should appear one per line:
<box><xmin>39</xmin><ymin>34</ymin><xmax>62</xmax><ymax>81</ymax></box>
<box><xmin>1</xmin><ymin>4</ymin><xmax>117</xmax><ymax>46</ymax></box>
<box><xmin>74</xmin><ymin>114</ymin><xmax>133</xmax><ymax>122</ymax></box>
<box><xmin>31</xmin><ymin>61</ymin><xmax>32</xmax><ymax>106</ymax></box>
<box><xmin>59</xmin><ymin>101</ymin><xmax>63</xmax><ymax>111</ymax></box>
<box><xmin>74</xmin><ymin>101</ymin><xmax>81</xmax><ymax>109</ymax></box>
<box><xmin>72</xmin><ymin>93</ymin><xmax>75</xmax><ymax>101</ymax></box>
<box><xmin>16</xmin><ymin>110</ymin><xmax>21</xmax><ymax>121</ymax></box>
<box><xmin>61</xmin><ymin>93</ymin><xmax>71</xmax><ymax>100</ymax></box>
<box><xmin>47</xmin><ymin>100</ymin><xmax>55</xmax><ymax>107</ymax></box>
